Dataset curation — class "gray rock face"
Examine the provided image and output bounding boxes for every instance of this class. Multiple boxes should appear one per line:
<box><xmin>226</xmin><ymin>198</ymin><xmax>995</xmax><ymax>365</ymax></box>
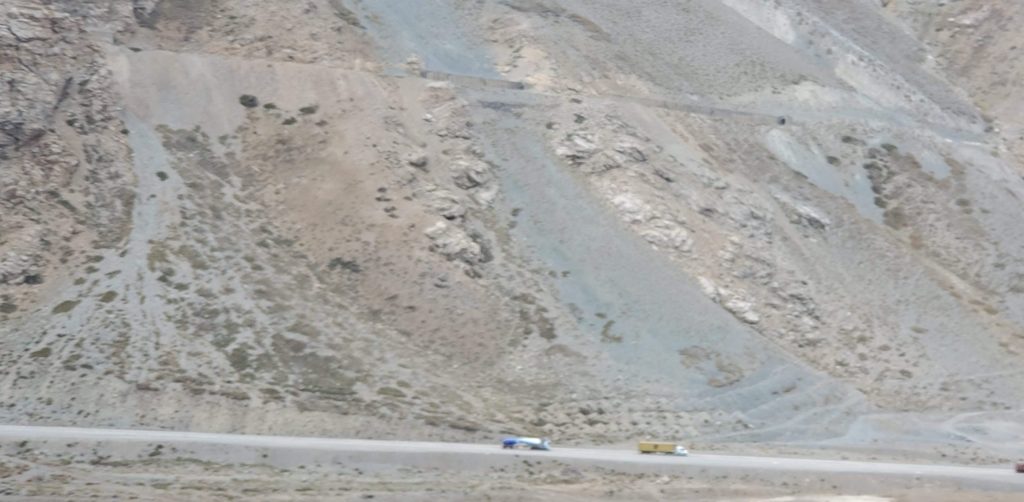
<box><xmin>450</xmin><ymin>160</ymin><xmax>489</xmax><ymax>189</ymax></box>
<box><xmin>424</xmin><ymin>220</ymin><xmax>482</xmax><ymax>264</ymax></box>
<box><xmin>1</xmin><ymin>2</ymin><xmax>134</xmax><ymax>300</ymax></box>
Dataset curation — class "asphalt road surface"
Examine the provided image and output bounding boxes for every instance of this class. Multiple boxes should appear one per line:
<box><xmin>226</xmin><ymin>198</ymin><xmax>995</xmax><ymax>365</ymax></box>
<box><xmin>1</xmin><ymin>425</ymin><xmax>1021</xmax><ymax>490</ymax></box>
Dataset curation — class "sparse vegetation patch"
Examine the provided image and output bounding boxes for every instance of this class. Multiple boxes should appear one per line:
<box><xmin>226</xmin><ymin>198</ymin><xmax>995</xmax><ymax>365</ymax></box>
<box><xmin>30</xmin><ymin>346</ymin><xmax>52</xmax><ymax>358</ymax></box>
<box><xmin>51</xmin><ymin>300</ymin><xmax>80</xmax><ymax>314</ymax></box>
<box><xmin>239</xmin><ymin>94</ymin><xmax>259</xmax><ymax>108</ymax></box>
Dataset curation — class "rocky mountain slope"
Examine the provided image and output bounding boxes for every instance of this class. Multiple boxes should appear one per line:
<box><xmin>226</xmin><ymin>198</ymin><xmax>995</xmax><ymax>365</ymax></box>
<box><xmin>1</xmin><ymin>0</ymin><xmax>1022</xmax><ymax>462</ymax></box>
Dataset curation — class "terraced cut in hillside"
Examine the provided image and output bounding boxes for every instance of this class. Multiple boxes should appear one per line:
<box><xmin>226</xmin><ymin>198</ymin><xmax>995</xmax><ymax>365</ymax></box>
<box><xmin>2</xmin><ymin>0</ymin><xmax>1023</xmax><ymax>470</ymax></box>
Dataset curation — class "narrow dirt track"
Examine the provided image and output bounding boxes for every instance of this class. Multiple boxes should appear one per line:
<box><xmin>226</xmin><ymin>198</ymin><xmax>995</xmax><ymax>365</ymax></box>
<box><xmin>1</xmin><ymin>425</ymin><xmax>1021</xmax><ymax>490</ymax></box>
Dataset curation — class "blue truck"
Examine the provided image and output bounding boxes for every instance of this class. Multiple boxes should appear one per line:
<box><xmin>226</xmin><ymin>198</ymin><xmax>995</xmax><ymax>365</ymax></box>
<box><xmin>502</xmin><ymin>437</ymin><xmax>551</xmax><ymax>450</ymax></box>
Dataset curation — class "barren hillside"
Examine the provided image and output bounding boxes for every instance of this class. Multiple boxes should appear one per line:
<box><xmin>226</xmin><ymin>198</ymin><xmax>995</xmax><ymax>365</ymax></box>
<box><xmin>2</xmin><ymin>0</ymin><xmax>1023</xmax><ymax>464</ymax></box>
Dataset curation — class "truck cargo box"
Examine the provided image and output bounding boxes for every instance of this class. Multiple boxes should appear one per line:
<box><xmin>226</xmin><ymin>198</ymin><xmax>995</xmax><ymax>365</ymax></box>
<box><xmin>638</xmin><ymin>441</ymin><xmax>687</xmax><ymax>456</ymax></box>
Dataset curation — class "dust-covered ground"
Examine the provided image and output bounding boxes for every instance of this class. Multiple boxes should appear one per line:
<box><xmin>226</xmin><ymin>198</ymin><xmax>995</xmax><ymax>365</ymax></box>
<box><xmin>2</xmin><ymin>0</ymin><xmax>1023</xmax><ymax>497</ymax></box>
<box><xmin>4</xmin><ymin>458</ymin><xmax>1019</xmax><ymax>502</ymax></box>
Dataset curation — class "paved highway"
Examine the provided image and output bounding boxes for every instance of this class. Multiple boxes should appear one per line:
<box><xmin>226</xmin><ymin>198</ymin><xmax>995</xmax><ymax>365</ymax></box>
<box><xmin>0</xmin><ymin>425</ymin><xmax>1020</xmax><ymax>489</ymax></box>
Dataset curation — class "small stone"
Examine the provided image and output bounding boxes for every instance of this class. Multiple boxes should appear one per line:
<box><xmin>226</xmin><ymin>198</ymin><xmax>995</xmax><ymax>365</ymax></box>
<box><xmin>406</xmin><ymin>153</ymin><xmax>429</xmax><ymax>169</ymax></box>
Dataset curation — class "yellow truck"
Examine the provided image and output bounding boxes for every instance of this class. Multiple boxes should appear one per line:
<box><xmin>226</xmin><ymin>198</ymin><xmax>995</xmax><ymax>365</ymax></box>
<box><xmin>638</xmin><ymin>441</ymin><xmax>688</xmax><ymax>456</ymax></box>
